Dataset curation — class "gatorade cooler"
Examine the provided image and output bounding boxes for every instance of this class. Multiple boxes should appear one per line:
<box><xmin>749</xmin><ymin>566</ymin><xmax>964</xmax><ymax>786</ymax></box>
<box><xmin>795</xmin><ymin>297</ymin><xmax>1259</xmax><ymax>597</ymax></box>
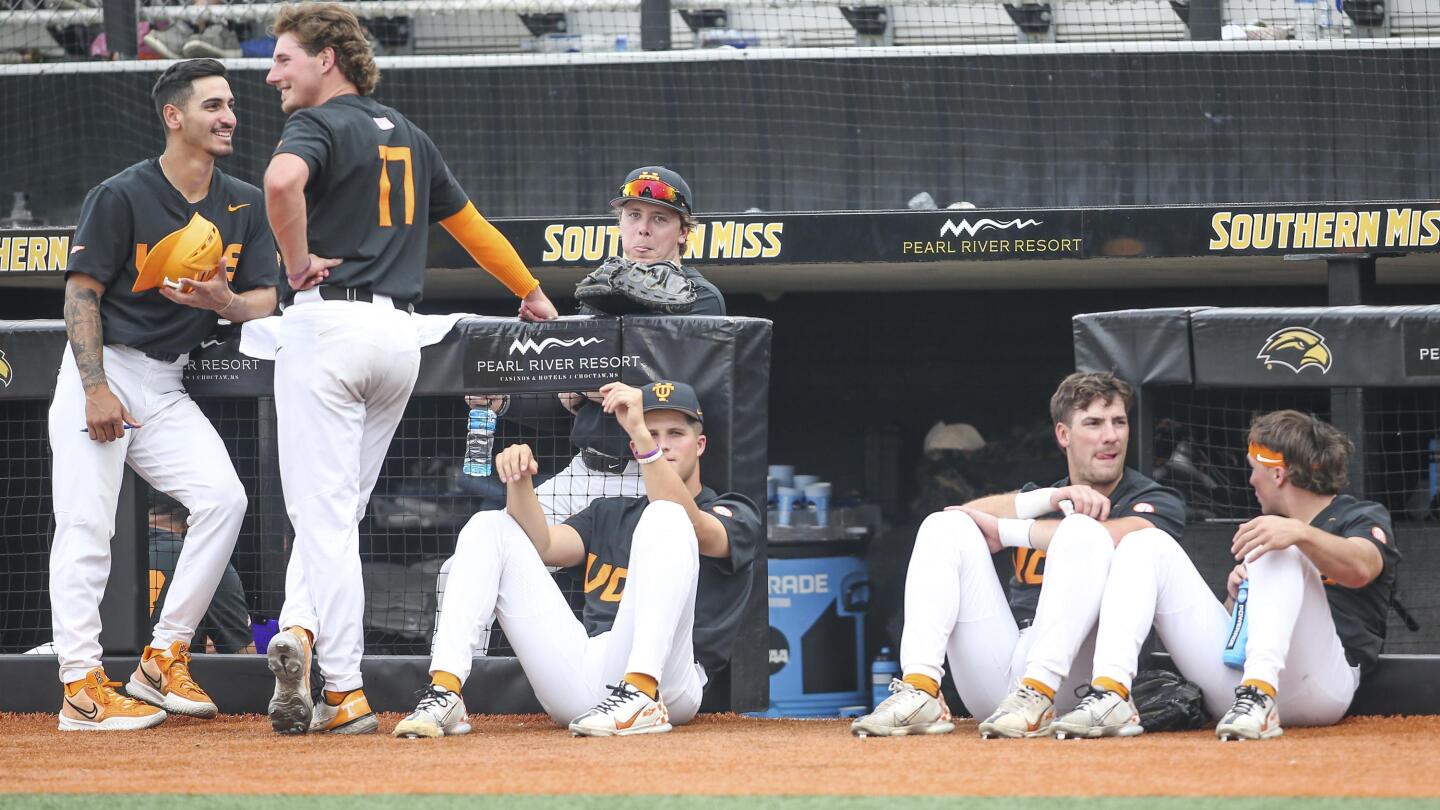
<box><xmin>765</xmin><ymin>543</ymin><xmax>870</xmax><ymax>717</ymax></box>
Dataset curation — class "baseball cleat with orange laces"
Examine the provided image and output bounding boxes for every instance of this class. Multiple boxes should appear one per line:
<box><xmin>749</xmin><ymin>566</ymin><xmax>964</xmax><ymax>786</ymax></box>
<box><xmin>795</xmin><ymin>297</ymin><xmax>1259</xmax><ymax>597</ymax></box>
<box><xmin>59</xmin><ymin>668</ymin><xmax>167</xmax><ymax>731</ymax></box>
<box><xmin>127</xmin><ymin>641</ymin><xmax>218</xmax><ymax>718</ymax></box>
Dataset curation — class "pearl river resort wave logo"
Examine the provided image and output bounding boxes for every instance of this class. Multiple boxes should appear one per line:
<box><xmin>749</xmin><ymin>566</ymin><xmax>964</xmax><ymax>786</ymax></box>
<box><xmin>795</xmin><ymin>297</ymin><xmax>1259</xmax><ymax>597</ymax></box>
<box><xmin>905</xmin><ymin>214</ymin><xmax>1079</xmax><ymax>256</ymax></box>
<box><xmin>939</xmin><ymin>217</ymin><xmax>1043</xmax><ymax>237</ymax></box>
<box><xmin>507</xmin><ymin>336</ymin><xmax>605</xmax><ymax>356</ymax></box>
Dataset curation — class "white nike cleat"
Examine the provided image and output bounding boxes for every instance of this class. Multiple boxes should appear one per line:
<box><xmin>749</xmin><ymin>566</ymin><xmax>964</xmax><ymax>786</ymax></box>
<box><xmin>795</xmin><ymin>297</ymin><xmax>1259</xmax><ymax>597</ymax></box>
<box><xmin>978</xmin><ymin>683</ymin><xmax>1054</xmax><ymax>739</ymax></box>
<box><xmin>850</xmin><ymin>679</ymin><xmax>955</xmax><ymax>737</ymax></box>
<box><xmin>394</xmin><ymin>685</ymin><xmax>471</xmax><ymax>739</ymax></box>
<box><xmin>1216</xmin><ymin>685</ymin><xmax>1283</xmax><ymax>741</ymax></box>
<box><xmin>569</xmin><ymin>682</ymin><xmax>671</xmax><ymax>737</ymax></box>
<box><xmin>1052</xmin><ymin>687</ymin><xmax>1144</xmax><ymax>739</ymax></box>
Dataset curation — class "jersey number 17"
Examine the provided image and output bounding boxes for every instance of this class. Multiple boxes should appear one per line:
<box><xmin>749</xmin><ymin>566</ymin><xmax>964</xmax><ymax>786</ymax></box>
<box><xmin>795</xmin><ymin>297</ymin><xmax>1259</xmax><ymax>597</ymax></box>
<box><xmin>377</xmin><ymin>145</ymin><xmax>414</xmax><ymax>227</ymax></box>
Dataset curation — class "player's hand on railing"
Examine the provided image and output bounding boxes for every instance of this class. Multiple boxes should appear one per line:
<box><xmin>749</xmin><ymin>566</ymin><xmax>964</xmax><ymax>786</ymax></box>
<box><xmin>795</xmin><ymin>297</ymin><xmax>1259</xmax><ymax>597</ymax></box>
<box><xmin>495</xmin><ymin>443</ymin><xmax>539</xmax><ymax>484</ymax></box>
<box><xmin>518</xmin><ymin>287</ymin><xmax>558</xmax><ymax>321</ymax></box>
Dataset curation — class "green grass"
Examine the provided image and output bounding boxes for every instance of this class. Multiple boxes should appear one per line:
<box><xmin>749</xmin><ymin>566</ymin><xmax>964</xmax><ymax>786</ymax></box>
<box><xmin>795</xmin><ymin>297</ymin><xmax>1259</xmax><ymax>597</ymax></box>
<box><xmin>2</xmin><ymin>798</ymin><xmax>1435</xmax><ymax>809</ymax></box>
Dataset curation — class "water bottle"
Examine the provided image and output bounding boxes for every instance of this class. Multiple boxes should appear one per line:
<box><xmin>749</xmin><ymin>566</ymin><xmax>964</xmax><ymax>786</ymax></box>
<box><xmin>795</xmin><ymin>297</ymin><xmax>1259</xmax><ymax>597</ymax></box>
<box><xmin>1315</xmin><ymin>0</ymin><xmax>1335</xmax><ymax>37</ymax></box>
<box><xmin>1293</xmin><ymin>0</ymin><xmax>1319</xmax><ymax>40</ymax></box>
<box><xmin>1223</xmin><ymin>579</ymin><xmax>1249</xmax><ymax>670</ymax></box>
<box><xmin>871</xmin><ymin>646</ymin><xmax>900</xmax><ymax>709</ymax></box>
<box><xmin>461</xmin><ymin>407</ymin><xmax>496</xmax><ymax>477</ymax></box>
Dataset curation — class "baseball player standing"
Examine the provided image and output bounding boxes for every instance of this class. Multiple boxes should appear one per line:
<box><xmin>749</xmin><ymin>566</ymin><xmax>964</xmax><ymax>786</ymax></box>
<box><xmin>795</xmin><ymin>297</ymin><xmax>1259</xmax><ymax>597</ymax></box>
<box><xmin>261</xmin><ymin>3</ymin><xmax>558</xmax><ymax>735</ymax></box>
<box><xmin>393</xmin><ymin>381</ymin><xmax>760</xmax><ymax>738</ymax></box>
<box><xmin>1051</xmin><ymin>410</ymin><xmax>1397</xmax><ymax>740</ymax></box>
<box><xmin>50</xmin><ymin>59</ymin><xmax>278</xmax><ymax>730</ymax></box>
<box><xmin>850</xmin><ymin>372</ymin><xmax>1185</xmax><ymax>738</ymax></box>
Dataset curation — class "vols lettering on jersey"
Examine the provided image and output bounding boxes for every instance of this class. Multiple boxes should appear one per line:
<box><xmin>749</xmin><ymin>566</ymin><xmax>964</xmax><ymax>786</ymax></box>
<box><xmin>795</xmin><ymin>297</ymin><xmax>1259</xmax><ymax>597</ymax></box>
<box><xmin>1007</xmin><ymin>469</ymin><xmax>1185</xmax><ymax>623</ymax></box>
<box><xmin>583</xmin><ymin>553</ymin><xmax>627</xmax><ymax>603</ymax></box>
<box><xmin>563</xmin><ymin>488</ymin><xmax>763</xmax><ymax>675</ymax></box>
<box><xmin>134</xmin><ymin>241</ymin><xmax>246</xmax><ymax>281</ymax></box>
<box><xmin>67</xmin><ymin>158</ymin><xmax>278</xmax><ymax>356</ymax></box>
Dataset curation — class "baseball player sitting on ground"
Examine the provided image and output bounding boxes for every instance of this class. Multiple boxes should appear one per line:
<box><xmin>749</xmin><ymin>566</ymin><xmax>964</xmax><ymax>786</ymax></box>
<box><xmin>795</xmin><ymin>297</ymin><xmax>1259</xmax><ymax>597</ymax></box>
<box><xmin>50</xmin><ymin>58</ymin><xmax>278</xmax><ymax>730</ymax></box>
<box><xmin>438</xmin><ymin>166</ymin><xmax>725</xmax><ymax>656</ymax></box>
<box><xmin>259</xmin><ymin>3</ymin><xmax>558</xmax><ymax>737</ymax></box>
<box><xmin>851</xmin><ymin>372</ymin><xmax>1185</xmax><ymax>738</ymax></box>
<box><xmin>1050</xmin><ymin>409</ymin><xmax>1398</xmax><ymax>741</ymax></box>
<box><xmin>394</xmin><ymin>380</ymin><xmax>760</xmax><ymax>738</ymax></box>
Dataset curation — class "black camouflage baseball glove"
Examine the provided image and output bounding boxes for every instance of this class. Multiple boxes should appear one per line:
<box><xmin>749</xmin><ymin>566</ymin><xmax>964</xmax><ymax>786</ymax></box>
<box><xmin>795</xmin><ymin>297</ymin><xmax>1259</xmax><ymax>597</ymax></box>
<box><xmin>574</xmin><ymin>256</ymin><xmax>698</xmax><ymax>316</ymax></box>
<box><xmin>1132</xmin><ymin>668</ymin><xmax>1207</xmax><ymax>732</ymax></box>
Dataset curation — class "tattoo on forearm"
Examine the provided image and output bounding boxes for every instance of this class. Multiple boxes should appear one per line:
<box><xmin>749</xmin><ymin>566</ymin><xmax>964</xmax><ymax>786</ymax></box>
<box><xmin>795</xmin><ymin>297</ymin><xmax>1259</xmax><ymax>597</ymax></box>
<box><xmin>63</xmin><ymin>286</ymin><xmax>107</xmax><ymax>392</ymax></box>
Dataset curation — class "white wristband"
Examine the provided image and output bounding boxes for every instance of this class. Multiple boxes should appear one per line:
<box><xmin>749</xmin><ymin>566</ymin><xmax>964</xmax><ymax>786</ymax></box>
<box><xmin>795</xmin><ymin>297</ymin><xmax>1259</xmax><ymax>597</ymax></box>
<box><xmin>998</xmin><ymin>518</ymin><xmax>1035</xmax><ymax>549</ymax></box>
<box><xmin>1014</xmin><ymin>488</ymin><xmax>1057</xmax><ymax>519</ymax></box>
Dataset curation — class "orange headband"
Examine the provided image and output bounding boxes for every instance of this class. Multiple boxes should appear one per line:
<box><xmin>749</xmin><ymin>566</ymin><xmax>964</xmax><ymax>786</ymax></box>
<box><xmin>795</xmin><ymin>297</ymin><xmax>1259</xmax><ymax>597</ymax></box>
<box><xmin>1248</xmin><ymin>442</ymin><xmax>1286</xmax><ymax>468</ymax></box>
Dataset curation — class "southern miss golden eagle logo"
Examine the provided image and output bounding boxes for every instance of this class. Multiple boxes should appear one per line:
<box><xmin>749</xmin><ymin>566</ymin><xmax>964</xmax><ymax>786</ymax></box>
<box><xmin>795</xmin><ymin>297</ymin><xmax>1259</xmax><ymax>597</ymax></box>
<box><xmin>1257</xmin><ymin>327</ymin><xmax>1332</xmax><ymax>374</ymax></box>
<box><xmin>0</xmin><ymin>348</ymin><xmax>11</xmax><ymax>388</ymax></box>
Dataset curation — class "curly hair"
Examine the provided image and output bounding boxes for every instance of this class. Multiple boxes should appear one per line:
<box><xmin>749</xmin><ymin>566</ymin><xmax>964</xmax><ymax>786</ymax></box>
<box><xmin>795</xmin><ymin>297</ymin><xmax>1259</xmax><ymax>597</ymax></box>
<box><xmin>1048</xmin><ymin>371</ymin><xmax>1133</xmax><ymax>426</ymax></box>
<box><xmin>272</xmin><ymin>3</ymin><xmax>380</xmax><ymax>96</ymax></box>
<box><xmin>1249</xmin><ymin>410</ymin><xmax>1352</xmax><ymax>495</ymax></box>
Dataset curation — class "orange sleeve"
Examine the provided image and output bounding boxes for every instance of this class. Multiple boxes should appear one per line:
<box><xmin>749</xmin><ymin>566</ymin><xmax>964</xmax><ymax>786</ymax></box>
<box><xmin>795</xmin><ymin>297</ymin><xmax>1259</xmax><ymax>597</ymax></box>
<box><xmin>439</xmin><ymin>202</ymin><xmax>540</xmax><ymax>299</ymax></box>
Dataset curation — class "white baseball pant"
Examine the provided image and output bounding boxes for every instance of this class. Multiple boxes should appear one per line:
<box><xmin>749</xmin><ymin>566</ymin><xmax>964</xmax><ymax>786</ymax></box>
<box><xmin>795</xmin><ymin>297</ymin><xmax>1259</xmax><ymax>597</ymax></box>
<box><xmin>1089</xmin><ymin>531</ymin><xmax>1358</xmax><ymax>724</ymax></box>
<box><xmin>274</xmin><ymin>294</ymin><xmax>420</xmax><ymax>692</ymax></box>
<box><xmin>429</xmin><ymin>501</ymin><xmax>706</xmax><ymax>726</ymax></box>
<box><xmin>432</xmin><ymin>451</ymin><xmax>644</xmax><ymax>656</ymax></box>
<box><xmin>900</xmin><ymin>511</ymin><xmax>1113</xmax><ymax>717</ymax></box>
<box><xmin>49</xmin><ymin>344</ymin><xmax>247</xmax><ymax>683</ymax></box>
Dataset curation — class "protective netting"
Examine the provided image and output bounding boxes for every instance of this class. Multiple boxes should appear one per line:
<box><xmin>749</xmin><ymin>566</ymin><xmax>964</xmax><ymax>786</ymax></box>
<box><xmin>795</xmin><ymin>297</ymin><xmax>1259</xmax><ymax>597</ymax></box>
<box><xmin>0</xmin><ymin>391</ymin><xmax>640</xmax><ymax>656</ymax></box>
<box><xmin>2</xmin><ymin>1</ymin><xmax>1439</xmax><ymax>227</ymax></box>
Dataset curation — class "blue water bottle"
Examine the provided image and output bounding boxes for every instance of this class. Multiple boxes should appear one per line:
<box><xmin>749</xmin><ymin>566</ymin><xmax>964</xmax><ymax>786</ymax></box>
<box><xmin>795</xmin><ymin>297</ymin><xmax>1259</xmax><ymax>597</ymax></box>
<box><xmin>461</xmin><ymin>407</ymin><xmax>497</xmax><ymax>477</ymax></box>
<box><xmin>871</xmin><ymin>646</ymin><xmax>900</xmax><ymax>710</ymax></box>
<box><xmin>1223</xmin><ymin>579</ymin><xmax>1249</xmax><ymax>670</ymax></box>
